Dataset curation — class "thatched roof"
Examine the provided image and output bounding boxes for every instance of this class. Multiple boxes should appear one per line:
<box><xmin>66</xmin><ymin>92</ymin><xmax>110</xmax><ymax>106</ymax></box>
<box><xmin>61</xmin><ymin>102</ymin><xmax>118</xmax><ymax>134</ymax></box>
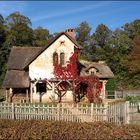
<box><xmin>7</xmin><ymin>47</ymin><xmax>41</xmax><ymax>70</ymax></box>
<box><xmin>2</xmin><ymin>70</ymin><xmax>29</xmax><ymax>88</ymax></box>
<box><xmin>79</xmin><ymin>60</ymin><xmax>114</xmax><ymax>79</ymax></box>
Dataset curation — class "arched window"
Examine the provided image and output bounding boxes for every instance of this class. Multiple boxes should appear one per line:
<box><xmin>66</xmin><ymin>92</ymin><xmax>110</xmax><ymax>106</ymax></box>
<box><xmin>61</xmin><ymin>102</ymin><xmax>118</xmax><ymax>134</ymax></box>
<box><xmin>53</xmin><ymin>52</ymin><xmax>58</xmax><ymax>65</ymax></box>
<box><xmin>60</xmin><ymin>52</ymin><xmax>65</xmax><ymax>67</ymax></box>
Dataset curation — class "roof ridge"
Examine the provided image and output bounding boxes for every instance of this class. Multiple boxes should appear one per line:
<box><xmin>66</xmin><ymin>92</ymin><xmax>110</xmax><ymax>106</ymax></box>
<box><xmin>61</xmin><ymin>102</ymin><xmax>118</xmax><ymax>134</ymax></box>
<box><xmin>12</xmin><ymin>46</ymin><xmax>42</xmax><ymax>49</ymax></box>
<box><xmin>23</xmin><ymin>31</ymin><xmax>82</xmax><ymax>69</ymax></box>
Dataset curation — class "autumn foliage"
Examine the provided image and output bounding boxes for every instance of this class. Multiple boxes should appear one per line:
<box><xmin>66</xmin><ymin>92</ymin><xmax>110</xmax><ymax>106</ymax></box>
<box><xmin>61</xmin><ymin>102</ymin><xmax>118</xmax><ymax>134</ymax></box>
<box><xmin>53</xmin><ymin>50</ymin><xmax>102</xmax><ymax>103</ymax></box>
<box><xmin>128</xmin><ymin>34</ymin><xmax>140</xmax><ymax>73</ymax></box>
<box><xmin>0</xmin><ymin>120</ymin><xmax>140</xmax><ymax>140</ymax></box>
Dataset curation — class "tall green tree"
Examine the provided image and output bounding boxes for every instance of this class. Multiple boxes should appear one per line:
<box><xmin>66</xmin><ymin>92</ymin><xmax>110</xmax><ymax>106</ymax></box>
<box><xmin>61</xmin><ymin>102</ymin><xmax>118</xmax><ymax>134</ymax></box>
<box><xmin>123</xmin><ymin>19</ymin><xmax>140</xmax><ymax>39</ymax></box>
<box><xmin>75</xmin><ymin>21</ymin><xmax>92</xmax><ymax>60</ymax></box>
<box><xmin>75</xmin><ymin>21</ymin><xmax>91</xmax><ymax>46</ymax></box>
<box><xmin>89</xmin><ymin>24</ymin><xmax>112</xmax><ymax>62</ymax></box>
<box><xmin>0</xmin><ymin>12</ymin><xmax>33</xmax><ymax>86</ymax></box>
<box><xmin>0</xmin><ymin>14</ymin><xmax>5</xmax><ymax>48</ymax></box>
<box><xmin>5</xmin><ymin>12</ymin><xmax>33</xmax><ymax>46</ymax></box>
<box><xmin>0</xmin><ymin>14</ymin><xmax>8</xmax><ymax>86</ymax></box>
<box><xmin>108</xmin><ymin>29</ymin><xmax>131</xmax><ymax>73</ymax></box>
<box><xmin>128</xmin><ymin>34</ymin><xmax>140</xmax><ymax>73</ymax></box>
<box><xmin>0</xmin><ymin>25</ymin><xmax>6</xmax><ymax>48</ymax></box>
<box><xmin>0</xmin><ymin>14</ymin><xmax>4</xmax><ymax>24</ymax></box>
<box><xmin>33</xmin><ymin>27</ymin><xmax>53</xmax><ymax>47</ymax></box>
<box><xmin>5</xmin><ymin>11</ymin><xmax>31</xmax><ymax>28</ymax></box>
<box><xmin>6</xmin><ymin>24</ymin><xmax>33</xmax><ymax>46</ymax></box>
<box><xmin>93</xmin><ymin>24</ymin><xmax>111</xmax><ymax>48</ymax></box>
<box><xmin>125</xmin><ymin>34</ymin><xmax>140</xmax><ymax>89</ymax></box>
<box><xmin>107</xmin><ymin>29</ymin><xmax>132</xmax><ymax>89</ymax></box>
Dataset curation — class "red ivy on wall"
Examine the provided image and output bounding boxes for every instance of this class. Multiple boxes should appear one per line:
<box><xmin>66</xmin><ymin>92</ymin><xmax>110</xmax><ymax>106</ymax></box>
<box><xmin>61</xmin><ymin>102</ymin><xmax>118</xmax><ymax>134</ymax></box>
<box><xmin>53</xmin><ymin>50</ymin><xmax>102</xmax><ymax>103</ymax></box>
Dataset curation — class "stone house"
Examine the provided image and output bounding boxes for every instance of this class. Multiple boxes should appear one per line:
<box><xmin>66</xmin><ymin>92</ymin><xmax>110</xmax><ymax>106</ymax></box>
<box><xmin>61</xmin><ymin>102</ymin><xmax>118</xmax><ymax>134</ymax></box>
<box><xmin>3</xmin><ymin>29</ymin><xmax>114</xmax><ymax>103</ymax></box>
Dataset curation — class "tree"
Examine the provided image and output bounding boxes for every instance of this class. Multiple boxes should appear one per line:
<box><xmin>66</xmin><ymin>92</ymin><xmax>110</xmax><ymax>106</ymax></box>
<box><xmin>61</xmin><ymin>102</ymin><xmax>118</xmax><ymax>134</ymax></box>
<box><xmin>0</xmin><ymin>14</ymin><xmax>4</xmax><ymax>24</ymax></box>
<box><xmin>75</xmin><ymin>21</ymin><xmax>92</xmax><ymax>60</ymax></box>
<box><xmin>126</xmin><ymin>34</ymin><xmax>140</xmax><ymax>89</ymax></box>
<box><xmin>128</xmin><ymin>34</ymin><xmax>140</xmax><ymax>73</ymax></box>
<box><xmin>123</xmin><ymin>19</ymin><xmax>140</xmax><ymax>39</ymax></box>
<box><xmin>87</xmin><ymin>24</ymin><xmax>112</xmax><ymax>63</ymax></box>
<box><xmin>0</xmin><ymin>41</ymin><xmax>10</xmax><ymax>84</ymax></box>
<box><xmin>0</xmin><ymin>23</ymin><xmax>6</xmax><ymax>48</ymax></box>
<box><xmin>108</xmin><ymin>29</ymin><xmax>131</xmax><ymax>73</ymax></box>
<box><xmin>75</xmin><ymin>21</ymin><xmax>91</xmax><ymax>46</ymax></box>
<box><xmin>6</xmin><ymin>24</ymin><xmax>33</xmax><ymax>46</ymax></box>
<box><xmin>5</xmin><ymin>12</ymin><xmax>33</xmax><ymax>46</ymax></box>
<box><xmin>5</xmin><ymin>11</ymin><xmax>31</xmax><ymax>28</ymax></box>
<box><xmin>33</xmin><ymin>27</ymin><xmax>53</xmax><ymax>47</ymax></box>
<box><xmin>127</xmin><ymin>34</ymin><xmax>140</xmax><ymax>89</ymax></box>
<box><xmin>0</xmin><ymin>14</ymin><xmax>8</xmax><ymax>86</ymax></box>
<box><xmin>0</xmin><ymin>12</ymin><xmax>33</xmax><ymax>86</ymax></box>
<box><xmin>93</xmin><ymin>24</ymin><xmax>111</xmax><ymax>48</ymax></box>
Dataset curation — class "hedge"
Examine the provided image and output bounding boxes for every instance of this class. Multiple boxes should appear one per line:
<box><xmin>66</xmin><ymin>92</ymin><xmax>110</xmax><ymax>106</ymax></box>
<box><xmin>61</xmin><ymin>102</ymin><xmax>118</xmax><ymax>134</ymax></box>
<box><xmin>0</xmin><ymin>120</ymin><xmax>140</xmax><ymax>139</ymax></box>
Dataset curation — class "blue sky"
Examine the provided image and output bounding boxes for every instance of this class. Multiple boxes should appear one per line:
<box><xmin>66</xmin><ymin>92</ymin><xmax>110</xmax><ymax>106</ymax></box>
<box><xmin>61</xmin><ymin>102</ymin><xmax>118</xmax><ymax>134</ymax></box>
<box><xmin>0</xmin><ymin>1</ymin><xmax>140</xmax><ymax>34</ymax></box>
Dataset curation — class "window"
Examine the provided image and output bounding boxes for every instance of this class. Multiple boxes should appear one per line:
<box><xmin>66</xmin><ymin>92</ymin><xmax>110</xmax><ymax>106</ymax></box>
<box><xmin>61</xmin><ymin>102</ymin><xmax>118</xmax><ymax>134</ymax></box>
<box><xmin>53</xmin><ymin>52</ymin><xmax>58</xmax><ymax>65</ymax></box>
<box><xmin>60</xmin><ymin>52</ymin><xmax>65</xmax><ymax>67</ymax></box>
<box><xmin>36</xmin><ymin>83</ymin><xmax>46</xmax><ymax>93</ymax></box>
<box><xmin>91</xmin><ymin>71</ymin><xmax>95</xmax><ymax>75</ymax></box>
<box><xmin>88</xmin><ymin>68</ymin><xmax>97</xmax><ymax>75</ymax></box>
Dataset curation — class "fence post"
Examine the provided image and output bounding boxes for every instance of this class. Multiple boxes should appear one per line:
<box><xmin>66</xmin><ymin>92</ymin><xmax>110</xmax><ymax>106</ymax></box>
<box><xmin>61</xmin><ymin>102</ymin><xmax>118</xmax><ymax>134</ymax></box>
<box><xmin>138</xmin><ymin>102</ymin><xmax>140</xmax><ymax>113</ymax></box>
<box><xmin>104</xmin><ymin>102</ymin><xmax>108</xmax><ymax>121</ymax></box>
<box><xmin>91</xmin><ymin>103</ymin><xmax>93</xmax><ymax>121</ymax></box>
<box><xmin>57</xmin><ymin>103</ymin><xmax>60</xmax><ymax>121</ymax></box>
<box><xmin>11</xmin><ymin>103</ymin><xmax>15</xmax><ymax>120</ymax></box>
<box><xmin>125</xmin><ymin>101</ymin><xmax>130</xmax><ymax>124</ymax></box>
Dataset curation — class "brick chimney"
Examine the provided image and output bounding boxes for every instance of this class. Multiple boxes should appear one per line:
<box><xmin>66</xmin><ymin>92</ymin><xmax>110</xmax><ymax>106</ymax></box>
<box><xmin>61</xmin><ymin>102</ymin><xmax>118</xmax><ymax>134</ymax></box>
<box><xmin>66</xmin><ymin>28</ymin><xmax>75</xmax><ymax>39</ymax></box>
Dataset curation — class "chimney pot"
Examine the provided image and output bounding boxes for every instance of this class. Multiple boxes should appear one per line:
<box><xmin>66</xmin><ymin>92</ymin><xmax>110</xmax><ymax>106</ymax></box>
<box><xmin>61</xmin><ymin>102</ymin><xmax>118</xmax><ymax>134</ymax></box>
<box><xmin>66</xmin><ymin>28</ymin><xmax>75</xmax><ymax>39</ymax></box>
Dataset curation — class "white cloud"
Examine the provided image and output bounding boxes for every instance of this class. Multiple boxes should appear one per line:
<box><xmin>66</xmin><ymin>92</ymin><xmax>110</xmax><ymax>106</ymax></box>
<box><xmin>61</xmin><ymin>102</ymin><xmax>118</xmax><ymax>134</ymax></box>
<box><xmin>31</xmin><ymin>1</ymin><xmax>113</xmax><ymax>22</ymax></box>
<box><xmin>37</xmin><ymin>6</ymin><xmax>126</xmax><ymax>33</ymax></box>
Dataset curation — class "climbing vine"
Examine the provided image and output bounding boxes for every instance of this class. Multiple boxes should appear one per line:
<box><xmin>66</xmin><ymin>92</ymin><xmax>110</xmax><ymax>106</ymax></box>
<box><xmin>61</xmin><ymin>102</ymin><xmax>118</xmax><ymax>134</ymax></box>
<box><xmin>53</xmin><ymin>50</ymin><xmax>102</xmax><ymax>103</ymax></box>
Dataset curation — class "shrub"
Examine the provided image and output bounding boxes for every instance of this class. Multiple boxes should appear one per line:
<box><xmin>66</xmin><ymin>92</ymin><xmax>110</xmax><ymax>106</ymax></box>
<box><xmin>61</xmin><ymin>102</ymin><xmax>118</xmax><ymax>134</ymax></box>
<box><xmin>106</xmin><ymin>79</ymin><xmax>116</xmax><ymax>99</ymax></box>
<box><xmin>125</xmin><ymin>96</ymin><xmax>140</xmax><ymax>103</ymax></box>
<box><xmin>0</xmin><ymin>120</ymin><xmax>140</xmax><ymax>140</ymax></box>
<box><xmin>0</xmin><ymin>89</ymin><xmax>5</xmax><ymax>102</ymax></box>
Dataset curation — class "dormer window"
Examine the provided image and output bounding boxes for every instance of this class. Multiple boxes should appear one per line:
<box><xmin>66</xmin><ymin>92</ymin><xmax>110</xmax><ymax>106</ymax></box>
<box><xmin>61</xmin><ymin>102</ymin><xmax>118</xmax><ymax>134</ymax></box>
<box><xmin>60</xmin><ymin>52</ymin><xmax>65</xmax><ymax>67</ymax></box>
<box><xmin>53</xmin><ymin>52</ymin><xmax>58</xmax><ymax>65</ymax></box>
<box><xmin>87</xmin><ymin>67</ymin><xmax>98</xmax><ymax>75</ymax></box>
<box><xmin>91</xmin><ymin>71</ymin><xmax>95</xmax><ymax>75</ymax></box>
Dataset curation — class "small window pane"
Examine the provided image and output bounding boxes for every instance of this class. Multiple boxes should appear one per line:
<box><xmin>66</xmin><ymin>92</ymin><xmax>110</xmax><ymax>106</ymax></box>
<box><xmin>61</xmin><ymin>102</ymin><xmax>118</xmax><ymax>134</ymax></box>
<box><xmin>60</xmin><ymin>53</ymin><xmax>64</xmax><ymax>66</ymax></box>
<box><xmin>53</xmin><ymin>53</ymin><xmax>58</xmax><ymax>65</ymax></box>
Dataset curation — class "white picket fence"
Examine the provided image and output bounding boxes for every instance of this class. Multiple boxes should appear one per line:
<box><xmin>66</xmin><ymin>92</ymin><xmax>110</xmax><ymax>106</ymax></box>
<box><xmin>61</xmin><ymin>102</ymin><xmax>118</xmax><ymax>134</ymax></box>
<box><xmin>0</xmin><ymin>101</ymin><xmax>139</xmax><ymax>125</ymax></box>
<box><xmin>129</xmin><ymin>102</ymin><xmax>140</xmax><ymax>124</ymax></box>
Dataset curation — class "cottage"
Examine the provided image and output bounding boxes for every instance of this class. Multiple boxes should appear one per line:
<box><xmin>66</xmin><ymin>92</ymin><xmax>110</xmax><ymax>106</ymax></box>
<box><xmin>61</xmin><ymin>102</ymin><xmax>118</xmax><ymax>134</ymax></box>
<box><xmin>3</xmin><ymin>29</ymin><xmax>114</xmax><ymax>103</ymax></box>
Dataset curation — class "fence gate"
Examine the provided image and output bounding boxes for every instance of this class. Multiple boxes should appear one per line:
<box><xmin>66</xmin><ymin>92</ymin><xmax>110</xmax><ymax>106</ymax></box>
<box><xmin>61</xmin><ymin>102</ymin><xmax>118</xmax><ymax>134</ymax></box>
<box><xmin>129</xmin><ymin>102</ymin><xmax>140</xmax><ymax>124</ymax></box>
<box><xmin>107</xmin><ymin>101</ymin><xmax>129</xmax><ymax>125</ymax></box>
